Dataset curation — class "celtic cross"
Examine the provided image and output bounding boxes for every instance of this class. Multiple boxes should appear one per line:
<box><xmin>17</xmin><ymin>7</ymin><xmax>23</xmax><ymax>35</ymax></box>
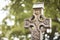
<box><xmin>24</xmin><ymin>2</ymin><xmax>52</xmax><ymax>40</ymax></box>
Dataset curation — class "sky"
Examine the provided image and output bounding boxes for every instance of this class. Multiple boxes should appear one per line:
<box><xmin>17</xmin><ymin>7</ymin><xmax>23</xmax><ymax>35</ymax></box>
<box><xmin>0</xmin><ymin>0</ymin><xmax>26</xmax><ymax>25</ymax></box>
<box><xmin>0</xmin><ymin>0</ymin><xmax>11</xmax><ymax>24</ymax></box>
<box><xmin>0</xmin><ymin>0</ymin><xmax>15</xmax><ymax>35</ymax></box>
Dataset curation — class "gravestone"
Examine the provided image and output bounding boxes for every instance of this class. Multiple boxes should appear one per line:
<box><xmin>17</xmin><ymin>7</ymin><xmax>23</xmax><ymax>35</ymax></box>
<box><xmin>24</xmin><ymin>2</ymin><xmax>52</xmax><ymax>40</ymax></box>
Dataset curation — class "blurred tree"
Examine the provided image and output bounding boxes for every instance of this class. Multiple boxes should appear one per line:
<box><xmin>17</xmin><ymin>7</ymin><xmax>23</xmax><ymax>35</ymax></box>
<box><xmin>1</xmin><ymin>0</ymin><xmax>60</xmax><ymax>40</ymax></box>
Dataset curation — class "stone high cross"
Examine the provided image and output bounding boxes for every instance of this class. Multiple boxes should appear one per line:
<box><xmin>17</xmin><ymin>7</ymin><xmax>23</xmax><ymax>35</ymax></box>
<box><xmin>24</xmin><ymin>2</ymin><xmax>52</xmax><ymax>40</ymax></box>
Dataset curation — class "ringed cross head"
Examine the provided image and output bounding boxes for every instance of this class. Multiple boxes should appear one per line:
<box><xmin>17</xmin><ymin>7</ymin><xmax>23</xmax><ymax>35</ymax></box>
<box><xmin>24</xmin><ymin>2</ymin><xmax>52</xmax><ymax>40</ymax></box>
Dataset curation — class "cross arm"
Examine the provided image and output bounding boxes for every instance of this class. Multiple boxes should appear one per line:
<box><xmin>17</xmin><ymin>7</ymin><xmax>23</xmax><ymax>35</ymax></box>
<box><xmin>24</xmin><ymin>19</ymin><xmax>30</xmax><ymax>29</ymax></box>
<box><xmin>44</xmin><ymin>18</ymin><xmax>52</xmax><ymax>28</ymax></box>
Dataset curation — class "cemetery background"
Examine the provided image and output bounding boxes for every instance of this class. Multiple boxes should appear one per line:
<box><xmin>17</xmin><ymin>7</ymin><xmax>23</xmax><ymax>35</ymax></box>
<box><xmin>0</xmin><ymin>0</ymin><xmax>60</xmax><ymax>40</ymax></box>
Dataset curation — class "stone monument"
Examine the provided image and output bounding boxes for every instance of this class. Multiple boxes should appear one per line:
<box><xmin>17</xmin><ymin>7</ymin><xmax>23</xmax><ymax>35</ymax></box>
<box><xmin>24</xmin><ymin>2</ymin><xmax>52</xmax><ymax>40</ymax></box>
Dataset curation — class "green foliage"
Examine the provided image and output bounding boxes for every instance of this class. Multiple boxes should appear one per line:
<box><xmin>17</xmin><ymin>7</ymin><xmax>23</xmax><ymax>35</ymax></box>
<box><xmin>1</xmin><ymin>0</ymin><xmax>60</xmax><ymax>39</ymax></box>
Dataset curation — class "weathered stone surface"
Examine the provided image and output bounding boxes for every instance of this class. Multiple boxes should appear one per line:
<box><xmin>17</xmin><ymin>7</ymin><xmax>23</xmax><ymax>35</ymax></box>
<box><xmin>24</xmin><ymin>2</ymin><xmax>51</xmax><ymax>40</ymax></box>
